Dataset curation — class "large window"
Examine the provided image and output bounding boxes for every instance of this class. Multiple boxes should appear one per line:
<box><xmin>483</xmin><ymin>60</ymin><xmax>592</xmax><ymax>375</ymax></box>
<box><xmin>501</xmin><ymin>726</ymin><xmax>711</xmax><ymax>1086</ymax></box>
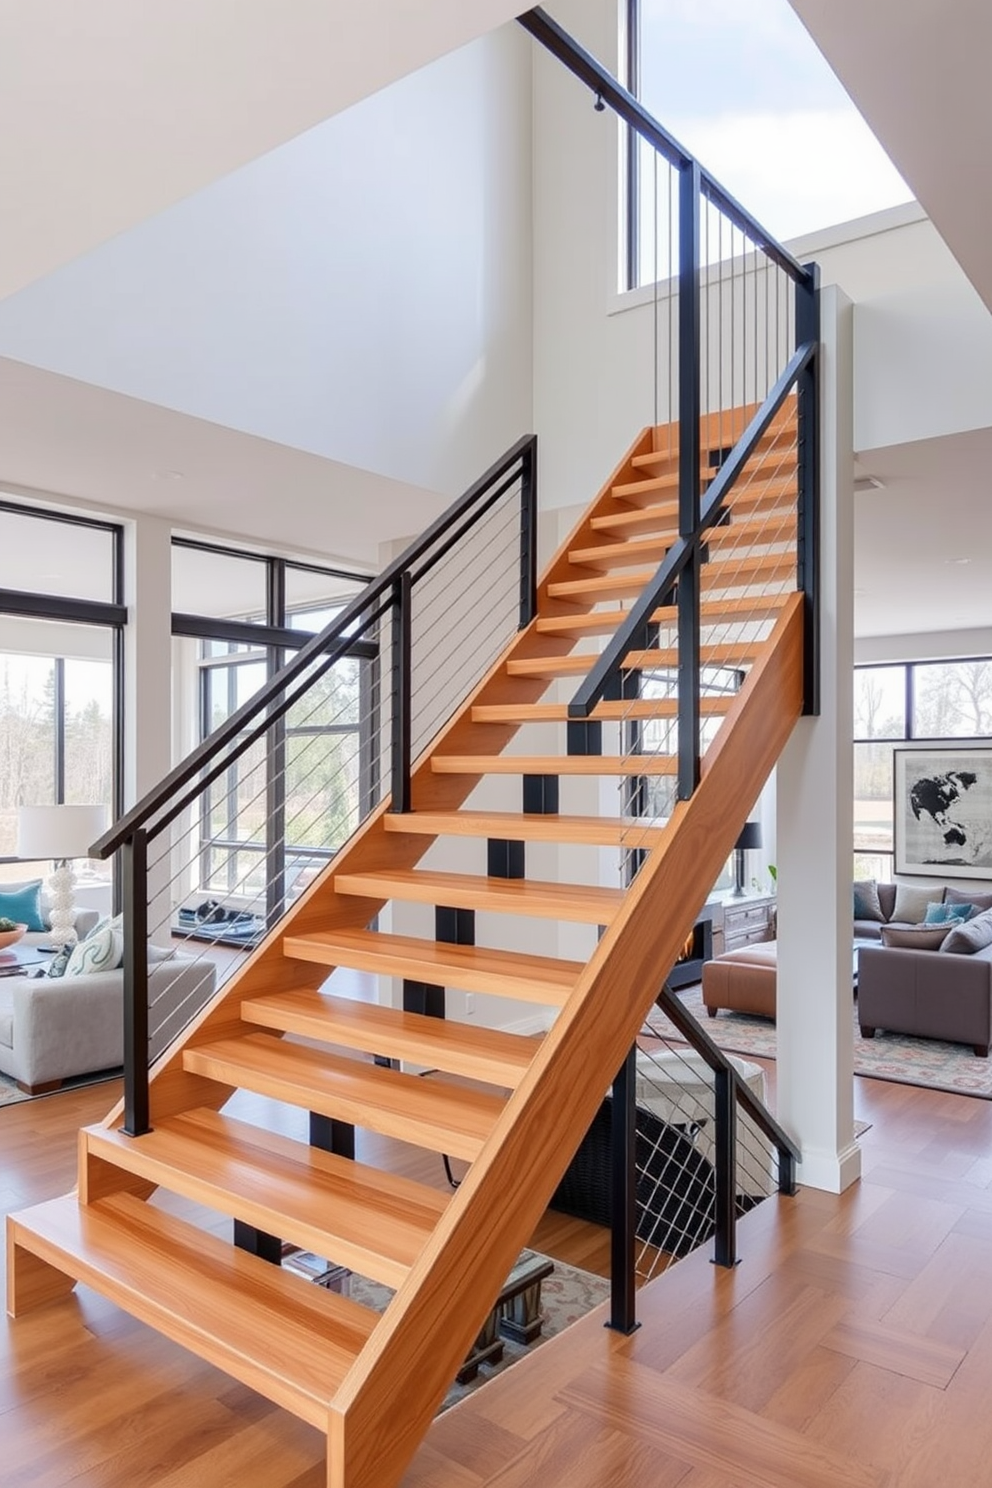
<box><xmin>625</xmin><ymin>0</ymin><xmax>912</xmax><ymax>292</ymax></box>
<box><xmin>854</xmin><ymin>659</ymin><xmax>992</xmax><ymax>879</ymax></box>
<box><xmin>171</xmin><ymin>541</ymin><xmax>373</xmax><ymax>911</ymax></box>
<box><xmin>0</xmin><ymin>504</ymin><xmax>123</xmax><ymax>886</ymax></box>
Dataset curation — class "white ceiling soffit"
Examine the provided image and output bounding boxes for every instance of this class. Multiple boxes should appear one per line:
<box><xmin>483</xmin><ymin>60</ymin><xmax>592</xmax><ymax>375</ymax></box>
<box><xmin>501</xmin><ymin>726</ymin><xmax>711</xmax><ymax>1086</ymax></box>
<box><xmin>790</xmin><ymin>0</ymin><xmax>992</xmax><ymax>311</ymax></box>
<box><xmin>0</xmin><ymin>357</ymin><xmax>443</xmax><ymax>567</ymax></box>
<box><xmin>854</xmin><ymin>426</ymin><xmax>992</xmax><ymax>638</ymax></box>
<box><xmin>0</xmin><ymin>0</ymin><xmax>526</xmax><ymax>302</ymax></box>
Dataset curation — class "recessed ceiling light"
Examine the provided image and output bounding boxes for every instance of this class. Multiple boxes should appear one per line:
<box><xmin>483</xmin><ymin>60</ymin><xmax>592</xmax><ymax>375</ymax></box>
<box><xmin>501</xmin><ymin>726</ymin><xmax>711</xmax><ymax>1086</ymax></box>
<box><xmin>152</xmin><ymin>469</ymin><xmax>185</xmax><ymax>481</ymax></box>
<box><xmin>944</xmin><ymin>557</ymin><xmax>972</xmax><ymax>565</ymax></box>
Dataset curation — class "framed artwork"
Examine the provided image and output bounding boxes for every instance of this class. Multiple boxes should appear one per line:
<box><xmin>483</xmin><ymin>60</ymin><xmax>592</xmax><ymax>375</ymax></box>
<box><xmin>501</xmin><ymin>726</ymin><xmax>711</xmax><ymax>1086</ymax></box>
<box><xmin>894</xmin><ymin>747</ymin><xmax>992</xmax><ymax>878</ymax></box>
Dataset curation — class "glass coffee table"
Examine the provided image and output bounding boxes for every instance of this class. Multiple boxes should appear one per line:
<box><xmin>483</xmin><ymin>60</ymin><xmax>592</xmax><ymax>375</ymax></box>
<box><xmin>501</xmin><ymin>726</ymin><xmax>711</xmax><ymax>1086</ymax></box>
<box><xmin>0</xmin><ymin>945</ymin><xmax>52</xmax><ymax>978</ymax></box>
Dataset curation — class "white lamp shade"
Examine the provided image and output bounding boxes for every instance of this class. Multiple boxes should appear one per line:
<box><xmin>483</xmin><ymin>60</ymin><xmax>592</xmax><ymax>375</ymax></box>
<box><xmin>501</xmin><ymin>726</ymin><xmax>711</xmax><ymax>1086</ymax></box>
<box><xmin>16</xmin><ymin>803</ymin><xmax>110</xmax><ymax>861</ymax></box>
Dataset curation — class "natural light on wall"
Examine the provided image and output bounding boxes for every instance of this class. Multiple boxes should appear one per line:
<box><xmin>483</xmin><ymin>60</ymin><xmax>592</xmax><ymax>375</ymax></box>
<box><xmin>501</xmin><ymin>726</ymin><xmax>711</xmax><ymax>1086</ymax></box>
<box><xmin>633</xmin><ymin>0</ymin><xmax>912</xmax><ymax>285</ymax></box>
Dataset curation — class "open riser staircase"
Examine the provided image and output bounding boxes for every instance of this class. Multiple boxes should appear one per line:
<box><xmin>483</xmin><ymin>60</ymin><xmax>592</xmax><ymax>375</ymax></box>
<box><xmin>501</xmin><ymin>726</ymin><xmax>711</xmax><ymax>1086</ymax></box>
<box><xmin>8</xmin><ymin>402</ymin><xmax>807</xmax><ymax>1488</ymax></box>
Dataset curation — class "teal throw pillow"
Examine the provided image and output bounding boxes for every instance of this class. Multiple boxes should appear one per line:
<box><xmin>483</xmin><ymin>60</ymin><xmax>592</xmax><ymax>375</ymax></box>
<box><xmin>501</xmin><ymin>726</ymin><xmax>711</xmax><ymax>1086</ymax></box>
<box><xmin>64</xmin><ymin>914</ymin><xmax>124</xmax><ymax>976</ymax></box>
<box><xmin>924</xmin><ymin>901</ymin><xmax>972</xmax><ymax>925</ymax></box>
<box><xmin>853</xmin><ymin>880</ymin><xmax>885</xmax><ymax>922</ymax></box>
<box><xmin>0</xmin><ymin>881</ymin><xmax>46</xmax><ymax>933</ymax></box>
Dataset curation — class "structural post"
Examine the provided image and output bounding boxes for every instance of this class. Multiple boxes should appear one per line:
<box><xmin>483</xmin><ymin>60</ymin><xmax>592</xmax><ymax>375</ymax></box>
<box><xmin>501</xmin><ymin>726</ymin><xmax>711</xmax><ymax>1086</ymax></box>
<box><xmin>607</xmin><ymin>1046</ymin><xmax>639</xmax><ymax>1334</ymax></box>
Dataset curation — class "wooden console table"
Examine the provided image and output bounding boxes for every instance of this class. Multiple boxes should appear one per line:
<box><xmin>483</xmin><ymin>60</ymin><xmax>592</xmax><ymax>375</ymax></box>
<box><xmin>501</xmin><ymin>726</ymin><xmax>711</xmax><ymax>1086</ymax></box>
<box><xmin>457</xmin><ymin>1250</ymin><xmax>554</xmax><ymax>1382</ymax></box>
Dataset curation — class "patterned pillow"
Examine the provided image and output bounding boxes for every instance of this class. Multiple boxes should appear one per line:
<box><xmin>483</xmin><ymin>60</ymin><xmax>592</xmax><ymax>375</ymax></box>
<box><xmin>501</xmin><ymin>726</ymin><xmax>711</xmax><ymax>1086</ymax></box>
<box><xmin>880</xmin><ymin>924</ymin><xmax>947</xmax><ymax>950</ymax></box>
<box><xmin>923</xmin><ymin>901</ymin><xmax>972</xmax><ymax>925</ymax></box>
<box><xmin>0</xmin><ymin>881</ymin><xmax>46</xmax><ymax>933</ymax></box>
<box><xmin>891</xmin><ymin>883</ymin><xmax>941</xmax><ymax>925</ymax></box>
<box><xmin>64</xmin><ymin>914</ymin><xmax>124</xmax><ymax>976</ymax></box>
<box><xmin>45</xmin><ymin>945</ymin><xmax>73</xmax><ymax>979</ymax></box>
<box><xmin>941</xmin><ymin>909</ymin><xmax>992</xmax><ymax>956</ymax></box>
<box><xmin>853</xmin><ymin>880</ymin><xmax>885</xmax><ymax>922</ymax></box>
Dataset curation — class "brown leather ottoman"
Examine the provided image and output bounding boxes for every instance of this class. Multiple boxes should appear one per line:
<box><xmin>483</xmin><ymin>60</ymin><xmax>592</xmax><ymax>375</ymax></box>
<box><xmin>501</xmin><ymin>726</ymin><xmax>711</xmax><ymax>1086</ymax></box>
<box><xmin>702</xmin><ymin>941</ymin><xmax>777</xmax><ymax>1020</ymax></box>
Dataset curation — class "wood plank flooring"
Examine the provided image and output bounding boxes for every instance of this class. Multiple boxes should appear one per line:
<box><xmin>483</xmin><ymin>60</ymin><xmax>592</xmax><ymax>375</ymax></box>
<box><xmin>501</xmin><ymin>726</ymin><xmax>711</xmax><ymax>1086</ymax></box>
<box><xmin>4</xmin><ymin>1070</ymin><xmax>992</xmax><ymax>1486</ymax></box>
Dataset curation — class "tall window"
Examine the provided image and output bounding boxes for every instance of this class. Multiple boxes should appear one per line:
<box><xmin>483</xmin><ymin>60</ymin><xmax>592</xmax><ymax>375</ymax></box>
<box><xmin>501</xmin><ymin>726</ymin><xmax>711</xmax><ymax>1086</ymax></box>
<box><xmin>0</xmin><ymin>503</ymin><xmax>123</xmax><ymax>886</ymax></box>
<box><xmin>171</xmin><ymin>541</ymin><xmax>373</xmax><ymax>909</ymax></box>
<box><xmin>854</xmin><ymin>659</ymin><xmax>992</xmax><ymax>878</ymax></box>
<box><xmin>625</xmin><ymin>0</ymin><xmax>911</xmax><ymax>292</ymax></box>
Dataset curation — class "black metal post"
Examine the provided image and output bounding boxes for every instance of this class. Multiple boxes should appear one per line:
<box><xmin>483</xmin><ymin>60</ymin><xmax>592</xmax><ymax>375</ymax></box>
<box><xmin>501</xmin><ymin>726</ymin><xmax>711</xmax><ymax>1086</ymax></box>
<box><xmin>796</xmin><ymin>263</ymin><xmax>820</xmax><ymax>717</ymax></box>
<box><xmin>121</xmin><ymin>828</ymin><xmax>150</xmax><ymax>1137</ymax></box>
<box><xmin>233</xmin><ymin>1219</ymin><xmax>282</xmax><ymax>1265</ymax></box>
<box><xmin>677</xmin><ymin>158</ymin><xmax>702</xmax><ymax>801</ymax></box>
<box><xmin>523</xmin><ymin>775</ymin><xmax>559</xmax><ymax>814</ymax></box>
<box><xmin>488</xmin><ymin>839</ymin><xmax>525</xmax><ymax>878</ymax></box>
<box><xmin>712</xmin><ymin>1065</ymin><xmax>738</xmax><ymax>1267</ymax></box>
<box><xmin>390</xmin><ymin>571</ymin><xmax>412</xmax><ymax>812</ymax></box>
<box><xmin>310</xmin><ymin>1112</ymin><xmax>354</xmax><ymax>1160</ymax></box>
<box><xmin>607</xmin><ymin>1046</ymin><xmax>639</xmax><ymax>1334</ymax></box>
<box><xmin>519</xmin><ymin>439</ymin><xmax>538</xmax><ymax>628</ymax></box>
<box><xmin>778</xmin><ymin>1147</ymin><xmax>798</xmax><ymax>1196</ymax></box>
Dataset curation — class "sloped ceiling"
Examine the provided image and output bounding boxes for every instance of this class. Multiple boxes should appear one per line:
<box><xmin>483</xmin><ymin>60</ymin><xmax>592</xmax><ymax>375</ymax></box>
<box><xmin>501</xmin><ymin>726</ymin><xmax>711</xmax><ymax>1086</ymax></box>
<box><xmin>790</xmin><ymin>0</ymin><xmax>992</xmax><ymax>313</ymax></box>
<box><xmin>0</xmin><ymin>0</ymin><xmax>526</xmax><ymax>301</ymax></box>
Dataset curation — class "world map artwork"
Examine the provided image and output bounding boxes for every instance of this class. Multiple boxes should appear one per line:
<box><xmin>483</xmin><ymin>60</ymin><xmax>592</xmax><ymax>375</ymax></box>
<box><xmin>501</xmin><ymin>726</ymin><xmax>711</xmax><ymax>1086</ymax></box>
<box><xmin>897</xmin><ymin>750</ymin><xmax>992</xmax><ymax>875</ymax></box>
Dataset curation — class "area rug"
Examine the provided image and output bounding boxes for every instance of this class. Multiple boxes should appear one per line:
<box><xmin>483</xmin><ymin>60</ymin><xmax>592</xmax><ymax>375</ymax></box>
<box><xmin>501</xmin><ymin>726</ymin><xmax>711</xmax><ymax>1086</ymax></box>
<box><xmin>285</xmin><ymin>1248</ymin><xmax>610</xmax><ymax>1413</ymax></box>
<box><xmin>0</xmin><ymin>1067</ymin><xmax>121</xmax><ymax>1108</ymax></box>
<box><xmin>652</xmin><ymin>986</ymin><xmax>992</xmax><ymax>1100</ymax></box>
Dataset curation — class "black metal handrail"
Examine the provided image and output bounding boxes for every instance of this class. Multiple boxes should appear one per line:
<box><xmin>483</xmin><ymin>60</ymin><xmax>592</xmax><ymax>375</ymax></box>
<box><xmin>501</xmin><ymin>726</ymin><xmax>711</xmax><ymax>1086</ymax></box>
<box><xmin>518</xmin><ymin>7</ymin><xmax>811</xmax><ymax>284</ymax></box>
<box><xmin>93</xmin><ymin>435</ymin><xmax>537</xmax><ymax>859</ymax></box>
<box><xmin>654</xmin><ymin>980</ymin><xmax>800</xmax><ymax>1266</ymax></box>
<box><xmin>105</xmin><ymin>434</ymin><xmax>537</xmax><ymax>1136</ymax></box>
<box><xmin>567</xmin><ymin>341</ymin><xmax>815</xmax><ymax>724</ymax></box>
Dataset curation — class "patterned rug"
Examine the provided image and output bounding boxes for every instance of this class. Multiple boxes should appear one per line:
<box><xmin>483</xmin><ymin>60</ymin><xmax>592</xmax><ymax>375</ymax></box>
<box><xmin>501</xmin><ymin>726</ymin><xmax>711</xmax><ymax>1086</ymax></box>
<box><xmin>655</xmin><ymin>985</ymin><xmax>992</xmax><ymax>1100</ymax></box>
<box><xmin>0</xmin><ymin>1067</ymin><xmax>120</xmax><ymax>1108</ymax></box>
<box><xmin>284</xmin><ymin>1247</ymin><xmax>610</xmax><ymax>1412</ymax></box>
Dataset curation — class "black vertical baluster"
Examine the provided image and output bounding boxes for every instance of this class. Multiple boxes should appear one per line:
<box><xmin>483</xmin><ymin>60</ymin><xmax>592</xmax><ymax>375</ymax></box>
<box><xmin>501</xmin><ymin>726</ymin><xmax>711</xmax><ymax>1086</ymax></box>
<box><xmin>796</xmin><ymin>263</ymin><xmax>821</xmax><ymax>717</ymax></box>
<box><xmin>391</xmin><ymin>571</ymin><xmax>412</xmax><ymax>813</ymax></box>
<box><xmin>608</xmin><ymin>1045</ymin><xmax>639</xmax><ymax>1334</ymax></box>
<box><xmin>712</xmin><ymin>1065</ymin><xmax>738</xmax><ymax>1267</ymax></box>
<box><xmin>677</xmin><ymin>159</ymin><xmax>702</xmax><ymax>801</ymax></box>
<box><xmin>519</xmin><ymin>440</ymin><xmax>538</xmax><ymax>628</ymax></box>
<box><xmin>121</xmin><ymin>827</ymin><xmax>150</xmax><ymax>1137</ymax></box>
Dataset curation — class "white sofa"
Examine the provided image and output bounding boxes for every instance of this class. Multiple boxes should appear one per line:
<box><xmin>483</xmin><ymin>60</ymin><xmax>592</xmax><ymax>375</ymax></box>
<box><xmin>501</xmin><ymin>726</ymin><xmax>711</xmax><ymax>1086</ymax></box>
<box><xmin>0</xmin><ymin>951</ymin><xmax>217</xmax><ymax>1094</ymax></box>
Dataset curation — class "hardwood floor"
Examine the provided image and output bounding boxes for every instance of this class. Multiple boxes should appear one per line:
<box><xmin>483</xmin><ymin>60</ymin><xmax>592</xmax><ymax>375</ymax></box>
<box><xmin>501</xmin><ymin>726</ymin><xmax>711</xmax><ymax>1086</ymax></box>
<box><xmin>4</xmin><ymin>1070</ymin><xmax>992</xmax><ymax>1485</ymax></box>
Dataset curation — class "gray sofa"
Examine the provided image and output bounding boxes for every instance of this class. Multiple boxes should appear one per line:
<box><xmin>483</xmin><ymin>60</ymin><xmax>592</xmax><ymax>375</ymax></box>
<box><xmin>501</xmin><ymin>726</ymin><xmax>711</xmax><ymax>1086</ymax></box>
<box><xmin>855</xmin><ymin>882</ymin><xmax>992</xmax><ymax>1056</ymax></box>
<box><xmin>0</xmin><ymin>953</ymin><xmax>217</xmax><ymax>1094</ymax></box>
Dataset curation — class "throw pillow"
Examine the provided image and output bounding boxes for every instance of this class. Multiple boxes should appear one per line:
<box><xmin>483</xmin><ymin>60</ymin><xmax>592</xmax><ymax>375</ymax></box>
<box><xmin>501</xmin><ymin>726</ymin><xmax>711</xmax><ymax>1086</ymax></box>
<box><xmin>0</xmin><ymin>881</ymin><xmax>46</xmax><ymax>933</ymax></box>
<box><xmin>65</xmin><ymin>915</ymin><xmax>124</xmax><ymax>976</ymax></box>
<box><xmin>924</xmin><ymin>901</ymin><xmax>972</xmax><ymax>925</ymax></box>
<box><xmin>941</xmin><ymin>908</ymin><xmax>992</xmax><ymax>955</ymax></box>
<box><xmin>946</xmin><ymin>887</ymin><xmax>992</xmax><ymax>914</ymax></box>
<box><xmin>891</xmin><ymin>883</ymin><xmax>941</xmax><ymax>925</ymax></box>
<box><xmin>880</xmin><ymin>924</ymin><xmax>948</xmax><ymax>950</ymax></box>
<box><xmin>853</xmin><ymin>880</ymin><xmax>885</xmax><ymax>922</ymax></box>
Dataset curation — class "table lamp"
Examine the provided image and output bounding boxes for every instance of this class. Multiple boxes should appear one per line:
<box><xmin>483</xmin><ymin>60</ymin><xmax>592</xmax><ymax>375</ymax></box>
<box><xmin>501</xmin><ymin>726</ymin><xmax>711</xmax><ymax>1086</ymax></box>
<box><xmin>16</xmin><ymin>803</ymin><xmax>110</xmax><ymax>950</ymax></box>
<box><xmin>731</xmin><ymin>820</ymin><xmax>762</xmax><ymax>899</ymax></box>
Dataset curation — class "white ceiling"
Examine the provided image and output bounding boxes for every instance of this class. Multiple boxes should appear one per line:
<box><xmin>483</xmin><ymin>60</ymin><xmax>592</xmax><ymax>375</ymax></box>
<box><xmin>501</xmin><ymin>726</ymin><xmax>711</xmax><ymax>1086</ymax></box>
<box><xmin>854</xmin><ymin>427</ymin><xmax>992</xmax><ymax>638</ymax></box>
<box><xmin>790</xmin><ymin>0</ymin><xmax>992</xmax><ymax>315</ymax></box>
<box><xmin>0</xmin><ymin>0</ymin><xmax>526</xmax><ymax>302</ymax></box>
<box><xmin>0</xmin><ymin>357</ymin><xmax>441</xmax><ymax>567</ymax></box>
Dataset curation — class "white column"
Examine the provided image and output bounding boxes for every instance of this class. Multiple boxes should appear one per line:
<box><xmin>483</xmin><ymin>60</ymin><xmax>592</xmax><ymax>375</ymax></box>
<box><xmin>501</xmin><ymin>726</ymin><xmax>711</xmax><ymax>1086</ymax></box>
<box><xmin>776</xmin><ymin>285</ymin><xmax>860</xmax><ymax>1194</ymax></box>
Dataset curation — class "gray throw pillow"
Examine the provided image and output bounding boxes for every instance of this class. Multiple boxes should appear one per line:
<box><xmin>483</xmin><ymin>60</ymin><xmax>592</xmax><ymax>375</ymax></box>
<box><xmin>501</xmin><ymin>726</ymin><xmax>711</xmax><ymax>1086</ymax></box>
<box><xmin>941</xmin><ymin>908</ymin><xmax>992</xmax><ymax>955</ymax></box>
<box><xmin>891</xmin><ymin>883</ymin><xmax>941</xmax><ymax>925</ymax></box>
<box><xmin>853</xmin><ymin>880</ymin><xmax>885</xmax><ymax>922</ymax></box>
<box><xmin>946</xmin><ymin>886</ymin><xmax>992</xmax><ymax>913</ymax></box>
<box><xmin>880</xmin><ymin>924</ymin><xmax>947</xmax><ymax>950</ymax></box>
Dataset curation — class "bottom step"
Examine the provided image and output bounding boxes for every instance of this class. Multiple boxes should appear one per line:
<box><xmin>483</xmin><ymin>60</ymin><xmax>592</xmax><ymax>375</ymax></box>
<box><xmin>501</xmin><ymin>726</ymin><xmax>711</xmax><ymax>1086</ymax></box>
<box><xmin>6</xmin><ymin>1192</ymin><xmax>378</xmax><ymax>1428</ymax></box>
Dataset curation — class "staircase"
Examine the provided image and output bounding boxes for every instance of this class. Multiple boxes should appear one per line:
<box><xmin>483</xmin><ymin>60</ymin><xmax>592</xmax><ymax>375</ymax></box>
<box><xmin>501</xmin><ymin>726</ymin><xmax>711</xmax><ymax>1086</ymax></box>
<box><xmin>7</xmin><ymin>403</ymin><xmax>807</xmax><ymax>1488</ymax></box>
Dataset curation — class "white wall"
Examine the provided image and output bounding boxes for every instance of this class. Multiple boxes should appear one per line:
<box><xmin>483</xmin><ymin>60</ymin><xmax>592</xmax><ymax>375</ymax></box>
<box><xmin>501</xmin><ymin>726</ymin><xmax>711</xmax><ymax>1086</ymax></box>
<box><xmin>0</xmin><ymin>27</ymin><xmax>534</xmax><ymax>505</ymax></box>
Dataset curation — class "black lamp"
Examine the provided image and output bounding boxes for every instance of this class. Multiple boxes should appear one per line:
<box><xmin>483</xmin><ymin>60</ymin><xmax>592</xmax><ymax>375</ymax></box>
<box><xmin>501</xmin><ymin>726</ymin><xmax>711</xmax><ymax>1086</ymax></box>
<box><xmin>731</xmin><ymin>821</ymin><xmax>762</xmax><ymax>898</ymax></box>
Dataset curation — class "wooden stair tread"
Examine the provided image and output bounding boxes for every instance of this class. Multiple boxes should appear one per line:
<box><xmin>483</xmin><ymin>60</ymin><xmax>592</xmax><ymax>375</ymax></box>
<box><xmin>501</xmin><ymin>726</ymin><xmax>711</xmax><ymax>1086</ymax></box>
<box><xmin>506</xmin><ymin>642</ymin><xmax>760</xmax><ymax>678</ymax></box>
<box><xmin>382</xmin><ymin>809</ymin><xmax>667</xmax><ymax>847</ymax></box>
<box><xmin>534</xmin><ymin>594</ymin><xmax>789</xmax><ymax>637</ymax></box>
<box><xmin>612</xmin><ymin>468</ymin><xmax>795</xmax><ymax>505</ymax></box>
<box><xmin>335</xmin><ymin>867</ymin><xmax>623</xmax><ymax>923</ymax></box>
<box><xmin>548</xmin><ymin>551</ymin><xmax>792</xmax><ymax>601</ymax></box>
<box><xmin>471</xmin><ymin>697</ymin><xmax>732</xmax><ymax>723</ymax></box>
<box><xmin>592</xmin><ymin>485</ymin><xmax>796</xmax><ymax>534</ymax></box>
<box><xmin>241</xmin><ymin>989</ymin><xmax>543</xmax><ymax>1088</ymax></box>
<box><xmin>283</xmin><ymin>927</ymin><xmax>583</xmax><ymax>1005</ymax></box>
<box><xmin>8</xmin><ymin>1191</ymin><xmax>376</xmax><ymax>1427</ymax></box>
<box><xmin>569</xmin><ymin>511</ymin><xmax>796</xmax><ymax>569</ymax></box>
<box><xmin>184</xmin><ymin>1033</ymin><xmax>505</xmax><ymax>1162</ymax></box>
<box><xmin>430</xmin><ymin>752</ymin><xmax>677</xmax><ymax>776</ymax></box>
<box><xmin>85</xmin><ymin>1108</ymin><xmax>446</xmax><ymax>1288</ymax></box>
<box><xmin>629</xmin><ymin>421</ymin><xmax>795</xmax><ymax>469</ymax></box>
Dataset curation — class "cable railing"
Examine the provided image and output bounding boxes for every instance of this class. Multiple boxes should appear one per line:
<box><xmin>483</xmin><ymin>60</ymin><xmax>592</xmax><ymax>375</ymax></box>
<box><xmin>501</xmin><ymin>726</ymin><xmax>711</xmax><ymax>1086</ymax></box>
<box><xmin>91</xmin><ymin>435</ymin><xmax>537</xmax><ymax>1135</ymax></box>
